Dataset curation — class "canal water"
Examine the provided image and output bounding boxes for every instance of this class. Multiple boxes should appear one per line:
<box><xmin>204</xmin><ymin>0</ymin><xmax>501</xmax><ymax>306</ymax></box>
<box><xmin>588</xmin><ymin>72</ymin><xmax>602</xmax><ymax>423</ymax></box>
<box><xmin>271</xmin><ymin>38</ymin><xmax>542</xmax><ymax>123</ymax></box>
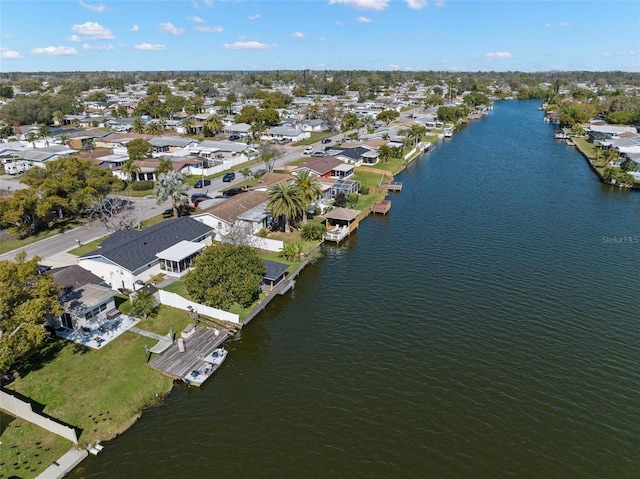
<box><xmin>72</xmin><ymin>100</ymin><xmax>640</xmax><ymax>478</ymax></box>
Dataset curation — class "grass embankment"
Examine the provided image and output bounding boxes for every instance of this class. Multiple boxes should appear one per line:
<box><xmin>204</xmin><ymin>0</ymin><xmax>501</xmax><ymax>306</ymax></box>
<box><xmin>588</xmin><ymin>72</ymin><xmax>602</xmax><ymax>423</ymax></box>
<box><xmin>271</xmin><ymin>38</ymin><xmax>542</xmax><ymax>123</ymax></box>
<box><xmin>0</xmin><ymin>219</ymin><xmax>85</xmax><ymax>255</ymax></box>
<box><xmin>574</xmin><ymin>137</ymin><xmax>639</xmax><ymax>186</ymax></box>
<box><xmin>3</xmin><ymin>331</ymin><xmax>173</xmax><ymax>478</ymax></box>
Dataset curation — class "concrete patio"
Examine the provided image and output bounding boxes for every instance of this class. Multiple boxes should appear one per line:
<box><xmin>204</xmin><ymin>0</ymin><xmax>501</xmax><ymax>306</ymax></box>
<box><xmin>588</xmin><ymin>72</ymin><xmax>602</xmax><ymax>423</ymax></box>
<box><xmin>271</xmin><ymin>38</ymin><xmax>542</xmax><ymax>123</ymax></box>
<box><xmin>55</xmin><ymin>314</ymin><xmax>140</xmax><ymax>349</ymax></box>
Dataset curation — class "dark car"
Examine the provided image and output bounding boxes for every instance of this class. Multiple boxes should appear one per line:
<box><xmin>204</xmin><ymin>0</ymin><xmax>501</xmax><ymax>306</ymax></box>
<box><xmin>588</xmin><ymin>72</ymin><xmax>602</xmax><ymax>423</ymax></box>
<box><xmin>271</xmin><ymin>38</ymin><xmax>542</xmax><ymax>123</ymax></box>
<box><xmin>222</xmin><ymin>187</ymin><xmax>246</xmax><ymax>197</ymax></box>
<box><xmin>322</xmin><ymin>138</ymin><xmax>332</xmax><ymax>143</ymax></box>
<box><xmin>222</xmin><ymin>172</ymin><xmax>236</xmax><ymax>182</ymax></box>
<box><xmin>194</xmin><ymin>179</ymin><xmax>211</xmax><ymax>188</ymax></box>
<box><xmin>191</xmin><ymin>193</ymin><xmax>211</xmax><ymax>203</ymax></box>
<box><xmin>193</xmin><ymin>196</ymin><xmax>213</xmax><ymax>207</ymax></box>
<box><xmin>229</xmin><ymin>135</ymin><xmax>240</xmax><ymax>141</ymax></box>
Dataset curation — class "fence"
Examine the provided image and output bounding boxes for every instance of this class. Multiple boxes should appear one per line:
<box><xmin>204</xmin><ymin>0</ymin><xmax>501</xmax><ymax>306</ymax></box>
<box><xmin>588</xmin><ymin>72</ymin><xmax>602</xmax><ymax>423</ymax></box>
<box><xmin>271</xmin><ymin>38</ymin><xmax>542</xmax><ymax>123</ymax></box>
<box><xmin>0</xmin><ymin>389</ymin><xmax>79</xmax><ymax>444</ymax></box>
<box><xmin>158</xmin><ymin>290</ymin><xmax>240</xmax><ymax>324</ymax></box>
<box><xmin>188</xmin><ymin>155</ymin><xmax>249</xmax><ymax>177</ymax></box>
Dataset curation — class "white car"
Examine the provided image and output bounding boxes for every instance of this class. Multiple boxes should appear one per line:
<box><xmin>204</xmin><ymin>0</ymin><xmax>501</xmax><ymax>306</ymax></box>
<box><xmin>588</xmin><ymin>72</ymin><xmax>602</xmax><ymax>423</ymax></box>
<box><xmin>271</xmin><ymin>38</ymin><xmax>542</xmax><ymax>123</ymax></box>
<box><xmin>303</xmin><ymin>146</ymin><xmax>314</xmax><ymax>155</ymax></box>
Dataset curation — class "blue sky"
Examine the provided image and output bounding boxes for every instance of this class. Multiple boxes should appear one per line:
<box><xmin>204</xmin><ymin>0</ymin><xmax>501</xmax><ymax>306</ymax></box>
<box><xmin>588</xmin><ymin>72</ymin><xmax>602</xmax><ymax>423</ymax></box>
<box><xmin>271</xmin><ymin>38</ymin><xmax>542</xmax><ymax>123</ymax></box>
<box><xmin>1</xmin><ymin>0</ymin><xmax>639</xmax><ymax>73</ymax></box>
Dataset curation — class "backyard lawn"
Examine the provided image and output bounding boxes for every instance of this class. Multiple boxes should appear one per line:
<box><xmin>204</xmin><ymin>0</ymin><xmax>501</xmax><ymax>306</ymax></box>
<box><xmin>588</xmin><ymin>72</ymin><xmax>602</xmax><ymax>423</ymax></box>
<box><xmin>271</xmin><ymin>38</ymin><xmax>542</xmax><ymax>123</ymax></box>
<box><xmin>3</xmin><ymin>331</ymin><xmax>173</xmax><ymax>477</ymax></box>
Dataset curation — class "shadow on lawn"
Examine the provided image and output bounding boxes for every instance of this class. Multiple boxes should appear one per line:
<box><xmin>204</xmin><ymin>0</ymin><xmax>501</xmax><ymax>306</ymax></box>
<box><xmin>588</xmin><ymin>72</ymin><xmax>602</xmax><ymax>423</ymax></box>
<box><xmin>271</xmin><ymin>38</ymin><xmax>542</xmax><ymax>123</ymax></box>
<box><xmin>15</xmin><ymin>336</ymin><xmax>90</xmax><ymax>379</ymax></box>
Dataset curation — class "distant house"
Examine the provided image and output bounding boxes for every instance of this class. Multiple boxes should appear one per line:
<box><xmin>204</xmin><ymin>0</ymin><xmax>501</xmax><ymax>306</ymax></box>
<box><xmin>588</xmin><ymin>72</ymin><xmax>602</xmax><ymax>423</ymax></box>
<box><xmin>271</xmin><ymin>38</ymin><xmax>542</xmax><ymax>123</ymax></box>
<box><xmin>336</xmin><ymin>146</ymin><xmax>379</xmax><ymax>166</ymax></box>
<box><xmin>264</xmin><ymin>126</ymin><xmax>309</xmax><ymax>143</ymax></box>
<box><xmin>301</xmin><ymin>119</ymin><xmax>329</xmax><ymax>132</ymax></box>
<box><xmin>148</xmin><ymin>137</ymin><xmax>197</xmax><ymax>154</ymax></box>
<box><xmin>78</xmin><ymin>217</ymin><xmax>214</xmax><ymax>291</ymax></box>
<box><xmin>292</xmin><ymin>156</ymin><xmax>355</xmax><ymax>179</ymax></box>
<box><xmin>223</xmin><ymin>123</ymin><xmax>252</xmax><ymax>138</ymax></box>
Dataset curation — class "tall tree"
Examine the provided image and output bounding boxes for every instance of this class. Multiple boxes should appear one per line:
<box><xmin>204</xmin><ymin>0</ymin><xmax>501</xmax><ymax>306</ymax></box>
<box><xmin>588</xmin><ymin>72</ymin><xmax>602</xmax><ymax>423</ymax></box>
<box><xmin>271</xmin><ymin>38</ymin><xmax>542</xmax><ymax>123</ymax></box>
<box><xmin>130</xmin><ymin>289</ymin><xmax>156</xmax><ymax>320</ymax></box>
<box><xmin>0</xmin><ymin>252</ymin><xmax>62</xmax><ymax>374</ymax></box>
<box><xmin>266</xmin><ymin>181</ymin><xmax>303</xmax><ymax>234</ymax></box>
<box><xmin>126</xmin><ymin>138</ymin><xmax>154</xmax><ymax>163</ymax></box>
<box><xmin>131</xmin><ymin>116</ymin><xmax>146</xmax><ymax>134</ymax></box>
<box><xmin>204</xmin><ymin>114</ymin><xmax>223</xmax><ymax>137</ymax></box>
<box><xmin>153</xmin><ymin>170</ymin><xmax>189</xmax><ymax>218</ymax></box>
<box><xmin>293</xmin><ymin>170</ymin><xmax>322</xmax><ymax>224</ymax></box>
<box><xmin>184</xmin><ymin>243</ymin><xmax>264</xmax><ymax>310</ymax></box>
<box><xmin>154</xmin><ymin>157</ymin><xmax>174</xmax><ymax>176</ymax></box>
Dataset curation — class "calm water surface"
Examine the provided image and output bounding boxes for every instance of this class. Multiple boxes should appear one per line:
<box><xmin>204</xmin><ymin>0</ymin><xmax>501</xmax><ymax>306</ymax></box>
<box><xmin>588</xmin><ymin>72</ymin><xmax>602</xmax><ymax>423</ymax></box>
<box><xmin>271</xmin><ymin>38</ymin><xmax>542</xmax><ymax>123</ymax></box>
<box><xmin>73</xmin><ymin>100</ymin><xmax>640</xmax><ymax>478</ymax></box>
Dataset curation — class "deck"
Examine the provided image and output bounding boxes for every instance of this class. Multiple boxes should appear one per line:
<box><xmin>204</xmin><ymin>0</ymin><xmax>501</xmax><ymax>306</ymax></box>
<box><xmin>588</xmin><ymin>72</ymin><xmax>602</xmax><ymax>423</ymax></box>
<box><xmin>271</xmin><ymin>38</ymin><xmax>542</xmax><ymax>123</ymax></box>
<box><xmin>386</xmin><ymin>181</ymin><xmax>403</xmax><ymax>192</ymax></box>
<box><xmin>370</xmin><ymin>199</ymin><xmax>392</xmax><ymax>215</ymax></box>
<box><xmin>148</xmin><ymin>326</ymin><xmax>229</xmax><ymax>380</ymax></box>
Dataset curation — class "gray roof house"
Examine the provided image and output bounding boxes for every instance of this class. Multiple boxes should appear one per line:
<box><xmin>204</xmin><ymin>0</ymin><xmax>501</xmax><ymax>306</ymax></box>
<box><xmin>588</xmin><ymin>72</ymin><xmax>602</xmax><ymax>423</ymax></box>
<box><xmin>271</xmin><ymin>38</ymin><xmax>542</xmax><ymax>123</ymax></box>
<box><xmin>78</xmin><ymin>217</ymin><xmax>214</xmax><ymax>291</ymax></box>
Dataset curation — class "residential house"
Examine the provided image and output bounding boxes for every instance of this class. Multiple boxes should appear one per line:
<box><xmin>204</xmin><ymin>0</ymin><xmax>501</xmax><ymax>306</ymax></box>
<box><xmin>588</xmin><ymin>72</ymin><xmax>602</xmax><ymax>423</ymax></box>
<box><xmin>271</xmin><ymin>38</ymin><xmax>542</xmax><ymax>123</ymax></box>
<box><xmin>46</xmin><ymin>265</ymin><xmax>119</xmax><ymax>332</ymax></box>
<box><xmin>223</xmin><ymin>123</ymin><xmax>252</xmax><ymax>138</ymax></box>
<box><xmin>301</xmin><ymin>119</ymin><xmax>329</xmax><ymax>132</ymax></box>
<box><xmin>264</xmin><ymin>125</ymin><xmax>310</xmax><ymax>143</ymax></box>
<box><xmin>78</xmin><ymin>216</ymin><xmax>214</xmax><ymax>291</ymax></box>
<box><xmin>148</xmin><ymin>137</ymin><xmax>197</xmax><ymax>154</ymax></box>
<box><xmin>193</xmin><ymin>190</ymin><xmax>272</xmax><ymax>237</ymax></box>
<box><xmin>292</xmin><ymin>156</ymin><xmax>355</xmax><ymax>179</ymax></box>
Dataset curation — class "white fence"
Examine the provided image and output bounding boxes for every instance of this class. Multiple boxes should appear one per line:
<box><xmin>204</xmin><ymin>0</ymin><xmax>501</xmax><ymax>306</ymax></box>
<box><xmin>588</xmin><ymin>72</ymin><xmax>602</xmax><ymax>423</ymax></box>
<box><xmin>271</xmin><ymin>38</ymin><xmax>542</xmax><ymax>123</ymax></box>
<box><xmin>158</xmin><ymin>290</ymin><xmax>240</xmax><ymax>324</ymax></box>
<box><xmin>188</xmin><ymin>155</ymin><xmax>249</xmax><ymax>176</ymax></box>
<box><xmin>0</xmin><ymin>390</ymin><xmax>79</xmax><ymax>444</ymax></box>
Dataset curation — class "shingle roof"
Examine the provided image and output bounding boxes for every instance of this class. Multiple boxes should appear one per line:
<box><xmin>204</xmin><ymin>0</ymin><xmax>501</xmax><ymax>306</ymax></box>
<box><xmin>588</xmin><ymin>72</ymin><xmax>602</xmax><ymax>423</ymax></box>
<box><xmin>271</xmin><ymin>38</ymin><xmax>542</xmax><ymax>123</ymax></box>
<box><xmin>263</xmin><ymin>260</ymin><xmax>289</xmax><ymax>281</ymax></box>
<box><xmin>82</xmin><ymin>217</ymin><xmax>213</xmax><ymax>272</ymax></box>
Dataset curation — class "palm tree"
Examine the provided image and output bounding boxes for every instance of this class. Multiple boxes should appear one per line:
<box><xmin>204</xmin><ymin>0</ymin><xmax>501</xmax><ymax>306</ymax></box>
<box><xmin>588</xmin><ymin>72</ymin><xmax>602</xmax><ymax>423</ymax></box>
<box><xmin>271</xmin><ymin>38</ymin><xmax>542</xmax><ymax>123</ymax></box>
<box><xmin>52</xmin><ymin>111</ymin><xmax>64</xmax><ymax>126</ymax></box>
<box><xmin>131</xmin><ymin>116</ymin><xmax>146</xmax><ymax>134</ymax></box>
<box><xmin>121</xmin><ymin>158</ymin><xmax>140</xmax><ymax>183</ymax></box>
<box><xmin>603</xmin><ymin>147</ymin><xmax>619</xmax><ymax>166</ymax></box>
<box><xmin>144</xmin><ymin>122</ymin><xmax>163</xmax><ymax>135</ymax></box>
<box><xmin>378</xmin><ymin>144</ymin><xmax>392</xmax><ymax>163</ymax></box>
<box><xmin>181</xmin><ymin>117</ymin><xmax>195</xmax><ymax>135</ymax></box>
<box><xmin>593</xmin><ymin>144</ymin><xmax>603</xmax><ymax>166</ymax></box>
<box><xmin>155</xmin><ymin>157</ymin><xmax>173</xmax><ymax>177</ymax></box>
<box><xmin>204</xmin><ymin>114</ymin><xmax>222</xmax><ymax>137</ymax></box>
<box><xmin>38</xmin><ymin>125</ymin><xmax>51</xmax><ymax>146</ymax></box>
<box><xmin>266</xmin><ymin>181</ymin><xmax>302</xmax><ymax>234</ymax></box>
<box><xmin>293</xmin><ymin>170</ymin><xmax>322</xmax><ymax>224</ymax></box>
<box><xmin>131</xmin><ymin>289</ymin><xmax>156</xmax><ymax>320</ymax></box>
<box><xmin>240</xmin><ymin>167</ymin><xmax>252</xmax><ymax>189</ymax></box>
<box><xmin>407</xmin><ymin>124</ymin><xmax>427</xmax><ymax>149</ymax></box>
<box><xmin>153</xmin><ymin>170</ymin><xmax>189</xmax><ymax>218</ymax></box>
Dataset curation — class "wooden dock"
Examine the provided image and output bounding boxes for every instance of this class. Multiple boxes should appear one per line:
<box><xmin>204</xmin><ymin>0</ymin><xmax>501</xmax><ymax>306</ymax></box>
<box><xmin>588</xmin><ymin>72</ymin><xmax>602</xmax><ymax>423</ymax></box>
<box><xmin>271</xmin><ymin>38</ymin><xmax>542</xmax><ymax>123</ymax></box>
<box><xmin>370</xmin><ymin>199</ymin><xmax>392</xmax><ymax>215</ymax></box>
<box><xmin>148</xmin><ymin>326</ymin><xmax>229</xmax><ymax>380</ymax></box>
<box><xmin>386</xmin><ymin>181</ymin><xmax>403</xmax><ymax>192</ymax></box>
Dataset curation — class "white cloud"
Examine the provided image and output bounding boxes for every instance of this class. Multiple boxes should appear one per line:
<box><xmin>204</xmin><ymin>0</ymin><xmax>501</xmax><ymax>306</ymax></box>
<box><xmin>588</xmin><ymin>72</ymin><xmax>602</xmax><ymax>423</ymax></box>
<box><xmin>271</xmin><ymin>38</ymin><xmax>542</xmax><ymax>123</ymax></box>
<box><xmin>336</xmin><ymin>21</ymin><xmax>344</xmax><ymax>26</ymax></box>
<box><xmin>31</xmin><ymin>46</ymin><xmax>79</xmax><ymax>56</ymax></box>
<box><xmin>131</xmin><ymin>24</ymin><xmax>140</xmax><ymax>32</ymax></box>
<box><xmin>83</xmin><ymin>43</ymin><xmax>114</xmax><ymax>50</ymax></box>
<box><xmin>319</xmin><ymin>37</ymin><xmax>326</xmax><ymax>41</ymax></box>
<box><xmin>248</xmin><ymin>14</ymin><xmax>261</xmax><ymax>20</ymax></box>
<box><xmin>389</xmin><ymin>64</ymin><xmax>400</xmax><ymax>69</ymax></box>
<box><xmin>71</xmin><ymin>22</ymin><xmax>114</xmax><ymax>40</ymax></box>
<box><xmin>223</xmin><ymin>41</ymin><xmax>276</xmax><ymax>50</ymax></box>
<box><xmin>158</xmin><ymin>22</ymin><xmax>185</xmax><ymax>35</ymax></box>
<box><xmin>407</xmin><ymin>0</ymin><xmax>427</xmax><ymax>9</ymax></box>
<box><xmin>3</xmin><ymin>34</ymin><xmax>14</xmax><ymax>39</ymax></box>
<box><xmin>545</xmin><ymin>22</ymin><xmax>570</xmax><ymax>28</ymax></box>
<box><xmin>192</xmin><ymin>1</ymin><xmax>199</xmax><ymax>8</ymax></box>
<box><xmin>196</xmin><ymin>25</ymin><xmax>224</xmax><ymax>32</ymax></box>
<box><xmin>67</xmin><ymin>34</ymin><xmax>82</xmax><ymax>42</ymax></box>
<box><xmin>602</xmin><ymin>50</ymin><xmax>637</xmax><ymax>57</ymax></box>
<box><xmin>328</xmin><ymin>0</ymin><xmax>389</xmax><ymax>11</ymax></box>
<box><xmin>189</xmin><ymin>16</ymin><xmax>205</xmax><ymax>23</ymax></box>
<box><xmin>356</xmin><ymin>16</ymin><xmax>373</xmax><ymax>23</ymax></box>
<box><xmin>203</xmin><ymin>0</ymin><xmax>213</xmax><ymax>6</ymax></box>
<box><xmin>134</xmin><ymin>43</ymin><xmax>167</xmax><ymax>51</ymax></box>
<box><xmin>79</xmin><ymin>0</ymin><xmax>107</xmax><ymax>13</ymax></box>
<box><xmin>291</xmin><ymin>32</ymin><xmax>304</xmax><ymax>38</ymax></box>
<box><xmin>485</xmin><ymin>51</ymin><xmax>512</xmax><ymax>59</ymax></box>
<box><xmin>0</xmin><ymin>48</ymin><xmax>22</xmax><ymax>59</ymax></box>
<box><xmin>434</xmin><ymin>0</ymin><xmax>445</xmax><ymax>6</ymax></box>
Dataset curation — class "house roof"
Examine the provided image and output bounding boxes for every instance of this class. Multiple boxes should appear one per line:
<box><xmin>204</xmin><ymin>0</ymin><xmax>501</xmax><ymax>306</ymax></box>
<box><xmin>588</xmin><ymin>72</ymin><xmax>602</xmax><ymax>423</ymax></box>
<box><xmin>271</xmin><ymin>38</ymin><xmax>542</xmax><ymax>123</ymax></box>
<box><xmin>294</xmin><ymin>156</ymin><xmax>344</xmax><ymax>176</ymax></box>
<box><xmin>197</xmin><ymin>140</ymin><xmax>248</xmax><ymax>153</ymax></box>
<box><xmin>225</xmin><ymin>123</ymin><xmax>252</xmax><ymax>133</ymax></box>
<box><xmin>48</xmin><ymin>264</ymin><xmax>104</xmax><ymax>289</ymax></box>
<box><xmin>263</xmin><ymin>260</ymin><xmax>289</xmax><ymax>281</ymax></box>
<box><xmin>324</xmin><ymin>207</ymin><xmax>360</xmax><ymax>221</ymax></box>
<box><xmin>148</xmin><ymin>137</ymin><xmax>196</xmax><ymax>148</ymax></box>
<box><xmin>61</xmin><ymin>283</ymin><xmax>115</xmax><ymax>315</ymax></box>
<box><xmin>156</xmin><ymin>240</ymin><xmax>206</xmax><ymax>262</ymax></box>
<box><xmin>81</xmin><ymin>217</ymin><xmax>213</xmax><ymax>272</ymax></box>
<box><xmin>200</xmin><ymin>190</ymin><xmax>267</xmax><ymax>224</ymax></box>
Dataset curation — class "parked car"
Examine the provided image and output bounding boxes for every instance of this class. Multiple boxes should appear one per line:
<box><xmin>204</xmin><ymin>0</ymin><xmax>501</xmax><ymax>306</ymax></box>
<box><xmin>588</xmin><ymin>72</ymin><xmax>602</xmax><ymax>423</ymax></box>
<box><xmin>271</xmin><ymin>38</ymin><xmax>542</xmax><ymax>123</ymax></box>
<box><xmin>229</xmin><ymin>134</ymin><xmax>240</xmax><ymax>141</ymax></box>
<box><xmin>322</xmin><ymin>138</ymin><xmax>332</xmax><ymax>144</ymax></box>
<box><xmin>191</xmin><ymin>193</ymin><xmax>211</xmax><ymax>203</ymax></box>
<box><xmin>222</xmin><ymin>172</ymin><xmax>236</xmax><ymax>182</ymax></box>
<box><xmin>303</xmin><ymin>147</ymin><xmax>314</xmax><ymax>155</ymax></box>
<box><xmin>193</xmin><ymin>196</ymin><xmax>212</xmax><ymax>207</ymax></box>
<box><xmin>194</xmin><ymin>179</ymin><xmax>211</xmax><ymax>188</ymax></box>
<box><xmin>277</xmin><ymin>138</ymin><xmax>289</xmax><ymax>145</ymax></box>
<box><xmin>222</xmin><ymin>187</ymin><xmax>246</xmax><ymax>197</ymax></box>
<box><xmin>312</xmin><ymin>151</ymin><xmax>326</xmax><ymax>157</ymax></box>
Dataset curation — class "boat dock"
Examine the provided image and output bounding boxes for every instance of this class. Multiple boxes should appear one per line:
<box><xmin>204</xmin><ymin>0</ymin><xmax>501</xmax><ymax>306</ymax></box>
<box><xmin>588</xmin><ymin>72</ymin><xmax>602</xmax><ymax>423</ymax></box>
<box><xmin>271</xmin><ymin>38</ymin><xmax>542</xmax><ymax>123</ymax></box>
<box><xmin>386</xmin><ymin>181</ymin><xmax>403</xmax><ymax>192</ymax></box>
<box><xmin>370</xmin><ymin>199</ymin><xmax>392</xmax><ymax>215</ymax></box>
<box><xmin>148</xmin><ymin>326</ymin><xmax>230</xmax><ymax>381</ymax></box>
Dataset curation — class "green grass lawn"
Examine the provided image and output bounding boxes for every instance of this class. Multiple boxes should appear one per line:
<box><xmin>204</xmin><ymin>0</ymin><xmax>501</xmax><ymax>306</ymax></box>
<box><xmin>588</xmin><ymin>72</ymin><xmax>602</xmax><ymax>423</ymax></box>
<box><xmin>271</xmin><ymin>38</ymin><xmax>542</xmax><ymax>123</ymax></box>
<box><xmin>4</xmin><ymin>333</ymin><xmax>173</xmax><ymax>477</ymax></box>
<box><xmin>135</xmin><ymin>304</ymin><xmax>193</xmax><ymax>336</ymax></box>
<box><xmin>354</xmin><ymin>170</ymin><xmax>388</xmax><ymax>190</ymax></box>
<box><xmin>293</xmin><ymin>132</ymin><xmax>334</xmax><ymax>146</ymax></box>
<box><xmin>67</xmin><ymin>237</ymin><xmax>105</xmax><ymax>256</ymax></box>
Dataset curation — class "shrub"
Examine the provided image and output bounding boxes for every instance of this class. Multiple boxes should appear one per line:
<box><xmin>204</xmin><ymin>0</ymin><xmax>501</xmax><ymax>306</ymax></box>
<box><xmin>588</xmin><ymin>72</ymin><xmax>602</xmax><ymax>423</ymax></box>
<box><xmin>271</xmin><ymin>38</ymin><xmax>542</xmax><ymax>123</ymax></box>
<box><xmin>131</xmin><ymin>180</ymin><xmax>154</xmax><ymax>191</ymax></box>
<box><xmin>360</xmin><ymin>185</ymin><xmax>369</xmax><ymax>195</ymax></box>
<box><xmin>301</xmin><ymin>222</ymin><xmax>326</xmax><ymax>241</ymax></box>
<box><xmin>347</xmin><ymin>193</ymin><xmax>359</xmax><ymax>206</ymax></box>
<box><xmin>280</xmin><ymin>242</ymin><xmax>302</xmax><ymax>261</ymax></box>
<box><xmin>334</xmin><ymin>191</ymin><xmax>347</xmax><ymax>208</ymax></box>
